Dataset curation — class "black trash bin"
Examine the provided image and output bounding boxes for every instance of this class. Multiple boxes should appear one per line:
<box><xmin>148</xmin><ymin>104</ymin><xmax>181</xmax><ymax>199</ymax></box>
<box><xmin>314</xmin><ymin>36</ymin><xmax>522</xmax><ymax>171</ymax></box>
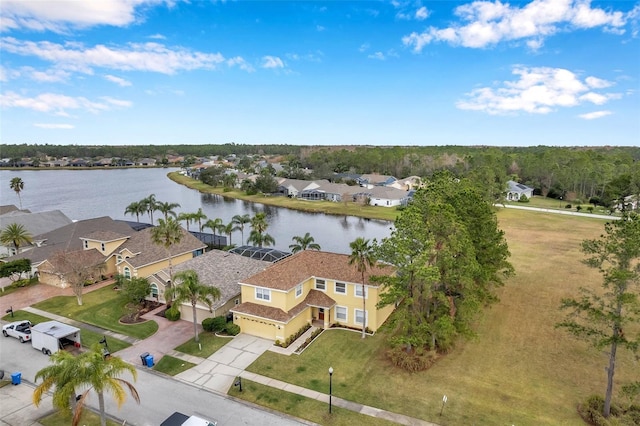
<box><xmin>139</xmin><ymin>352</ymin><xmax>150</xmax><ymax>366</ymax></box>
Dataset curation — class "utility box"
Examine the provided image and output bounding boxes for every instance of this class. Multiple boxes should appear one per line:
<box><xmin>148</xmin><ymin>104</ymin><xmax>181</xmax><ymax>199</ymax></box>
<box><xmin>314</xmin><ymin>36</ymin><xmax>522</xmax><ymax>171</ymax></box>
<box><xmin>139</xmin><ymin>352</ymin><xmax>150</xmax><ymax>366</ymax></box>
<box><xmin>31</xmin><ymin>321</ymin><xmax>81</xmax><ymax>355</ymax></box>
<box><xmin>145</xmin><ymin>354</ymin><xmax>154</xmax><ymax>367</ymax></box>
<box><xmin>11</xmin><ymin>372</ymin><xmax>21</xmax><ymax>385</ymax></box>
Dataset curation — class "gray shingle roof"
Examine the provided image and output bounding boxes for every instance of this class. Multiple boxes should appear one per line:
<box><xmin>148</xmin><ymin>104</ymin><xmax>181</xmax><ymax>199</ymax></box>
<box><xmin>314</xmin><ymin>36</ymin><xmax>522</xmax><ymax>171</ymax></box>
<box><xmin>0</xmin><ymin>210</ymin><xmax>73</xmax><ymax>238</ymax></box>
<box><xmin>155</xmin><ymin>249</ymin><xmax>271</xmax><ymax>310</ymax></box>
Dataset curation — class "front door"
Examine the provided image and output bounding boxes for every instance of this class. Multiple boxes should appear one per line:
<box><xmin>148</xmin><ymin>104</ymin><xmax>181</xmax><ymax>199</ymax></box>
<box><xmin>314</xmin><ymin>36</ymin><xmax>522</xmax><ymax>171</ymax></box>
<box><xmin>318</xmin><ymin>308</ymin><xmax>325</xmax><ymax>321</ymax></box>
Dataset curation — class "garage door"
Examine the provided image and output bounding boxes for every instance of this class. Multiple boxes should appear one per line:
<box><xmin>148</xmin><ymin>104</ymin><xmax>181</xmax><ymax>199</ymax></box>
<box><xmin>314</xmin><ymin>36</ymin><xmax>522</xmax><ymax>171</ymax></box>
<box><xmin>238</xmin><ymin>316</ymin><xmax>276</xmax><ymax>340</ymax></box>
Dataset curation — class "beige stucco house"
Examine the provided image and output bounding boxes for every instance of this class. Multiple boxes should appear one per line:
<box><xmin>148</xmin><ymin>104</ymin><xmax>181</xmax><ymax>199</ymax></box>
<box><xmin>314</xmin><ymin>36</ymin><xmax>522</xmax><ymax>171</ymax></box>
<box><xmin>230</xmin><ymin>250</ymin><xmax>395</xmax><ymax>342</ymax></box>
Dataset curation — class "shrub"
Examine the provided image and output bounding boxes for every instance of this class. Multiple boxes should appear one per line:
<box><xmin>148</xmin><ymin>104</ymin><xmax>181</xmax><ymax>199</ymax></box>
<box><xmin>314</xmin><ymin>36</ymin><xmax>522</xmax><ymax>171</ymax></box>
<box><xmin>202</xmin><ymin>317</ymin><xmax>216</xmax><ymax>332</ymax></box>
<box><xmin>587</xmin><ymin>206</ymin><xmax>594</xmax><ymax>213</ymax></box>
<box><xmin>565</xmin><ymin>204</ymin><xmax>572</xmax><ymax>209</ymax></box>
<box><xmin>225</xmin><ymin>323</ymin><xmax>240</xmax><ymax>336</ymax></box>
<box><xmin>387</xmin><ymin>346</ymin><xmax>438</xmax><ymax>372</ymax></box>
<box><xmin>208</xmin><ymin>316</ymin><xmax>227</xmax><ymax>333</ymax></box>
<box><xmin>517</xmin><ymin>194</ymin><xmax>530</xmax><ymax>203</ymax></box>
<box><xmin>577</xmin><ymin>395</ymin><xmax>640</xmax><ymax>426</ymax></box>
<box><xmin>576</xmin><ymin>205</ymin><xmax>583</xmax><ymax>212</ymax></box>
<box><xmin>165</xmin><ymin>307</ymin><xmax>181</xmax><ymax>321</ymax></box>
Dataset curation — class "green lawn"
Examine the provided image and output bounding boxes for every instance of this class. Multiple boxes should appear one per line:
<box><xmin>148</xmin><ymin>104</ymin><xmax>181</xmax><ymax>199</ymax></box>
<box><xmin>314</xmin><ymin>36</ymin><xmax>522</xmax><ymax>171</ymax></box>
<box><xmin>153</xmin><ymin>355</ymin><xmax>196</xmax><ymax>376</ymax></box>
<box><xmin>174</xmin><ymin>332</ymin><xmax>231</xmax><ymax>357</ymax></box>
<box><xmin>32</xmin><ymin>285</ymin><xmax>158</xmax><ymax>339</ymax></box>
<box><xmin>2</xmin><ymin>310</ymin><xmax>131</xmax><ymax>352</ymax></box>
<box><xmin>246</xmin><ymin>209</ymin><xmax>638</xmax><ymax>425</ymax></box>
<box><xmin>228</xmin><ymin>379</ymin><xmax>397</xmax><ymax>426</ymax></box>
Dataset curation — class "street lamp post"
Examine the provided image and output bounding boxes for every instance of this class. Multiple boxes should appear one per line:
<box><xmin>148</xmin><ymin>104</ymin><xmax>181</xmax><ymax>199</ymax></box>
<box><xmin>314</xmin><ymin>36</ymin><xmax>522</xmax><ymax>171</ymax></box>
<box><xmin>328</xmin><ymin>366</ymin><xmax>334</xmax><ymax>414</ymax></box>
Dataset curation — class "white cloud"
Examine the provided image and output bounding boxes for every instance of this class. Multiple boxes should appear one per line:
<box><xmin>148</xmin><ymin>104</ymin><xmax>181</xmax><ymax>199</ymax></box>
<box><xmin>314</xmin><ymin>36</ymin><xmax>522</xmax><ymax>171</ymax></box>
<box><xmin>33</xmin><ymin>123</ymin><xmax>74</xmax><ymax>129</ymax></box>
<box><xmin>316</xmin><ymin>25</ymin><xmax>325</xmax><ymax>32</ymax></box>
<box><xmin>415</xmin><ymin>7</ymin><xmax>429</xmax><ymax>20</ymax></box>
<box><xmin>26</xmin><ymin>67</ymin><xmax>71</xmax><ymax>82</ymax></box>
<box><xmin>104</xmin><ymin>74</ymin><xmax>132</xmax><ymax>86</ymax></box>
<box><xmin>456</xmin><ymin>66</ymin><xmax>619</xmax><ymax>115</ymax></box>
<box><xmin>226</xmin><ymin>56</ymin><xmax>255</xmax><ymax>72</ymax></box>
<box><xmin>578</xmin><ymin>110</ymin><xmax>612</xmax><ymax>120</ymax></box>
<box><xmin>100</xmin><ymin>96</ymin><xmax>133</xmax><ymax>108</ymax></box>
<box><xmin>148</xmin><ymin>33</ymin><xmax>166</xmax><ymax>40</ymax></box>
<box><xmin>0</xmin><ymin>91</ymin><xmax>130</xmax><ymax>115</ymax></box>
<box><xmin>1</xmin><ymin>0</ymin><xmax>167</xmax><ymax>33</ymax></box>
<box><xmin>368</xmin><ymin>52</ymin><xmax>386</xmax><ymax>60</ymax></box>
<box><xmin>585</xmin><ymin>76</ymin><xmax>613</xmax><ymax>89</ymax></box>
<box><xmin>0</xmin><ymin>65</ymin><xmax>20</xmax><ymax>82</ymax></box>
<box><xmin>261</xmin><ymin>55</ymin><xmax>284</xmax><ymax>69</ymax></box>
<box><xmin>359</xmin><ymin>43</ymin><xmax>370</xmax><ymax>52</ymax></box>
<box><xmin>1</xmin><ymin>37</ymin><xmax>226</xmax><ymax>75</ymax></box>
<box><xmin>403</xmin><ymin>0</ymin><xmax>631</xmax><ymax>51</ymax></box>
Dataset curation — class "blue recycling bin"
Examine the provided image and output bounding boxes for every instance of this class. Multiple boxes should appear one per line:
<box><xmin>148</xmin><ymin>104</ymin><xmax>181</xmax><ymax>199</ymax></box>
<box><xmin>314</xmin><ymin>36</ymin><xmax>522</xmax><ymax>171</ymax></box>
<box><xmin>145</xmin><ymin>354</ymin><xmax>154</xmax><ymax>367</ymax></box>
<box><xmin>11</xmin><ymin>372</ymin><xmax>21</xmax><ymax>385</ymax></box>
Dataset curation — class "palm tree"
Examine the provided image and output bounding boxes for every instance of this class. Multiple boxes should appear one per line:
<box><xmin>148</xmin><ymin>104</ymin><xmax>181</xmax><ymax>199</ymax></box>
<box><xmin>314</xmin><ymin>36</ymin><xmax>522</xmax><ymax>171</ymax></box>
<box><xmin>204</xmin><ymin>218</ymin><xmax>224</xmax><ymax>248</ymax></box>
<box><xmin>151</xmin><ymin>218</ymin><xmax>183</xmax><ymax>304</ymax></box>
<box><xmin>349</xmin><ymin>237</ymin><xmax>375</xmax><ymax>339</ymax></box>
<box><xmin>0</xmin><ymin>223</ymin><xmax>33</xmax><ymax>255</ymax></box>
<box><xmin>177</xmin><ymin>212</ymin><xmax>195</xmax><ymax>231</ymax></box>
<box><xmin>33</xmin><ymin>349</ymin><xmax>80</xmax><ymax>415</ymax></box>
<box><xmin>142</xmin><ymin>194</ymin><xmax>158</xmax><ymax>224</ymax></box>
<box><xmin>192</xmin><ymin>208</ymin><xmax>207</xmax><ymax>232</ymax></box>
<box><xmin>156</xmin><ymin>201</ymin><xmax>181</xmax><ymax>220</ymax></box>
<box><xmin>34</xmin><ymin>346</ymin><xmax>140</xmax><ymax>426</ymax></box>
<box><xmin>248</xmin><ymin>213</ymin><xmax>275</xmax><ymax>248</ymax></box>
<box><xmin>9</xmin><ymin>177</ymin><xmax>24</xmax><ymax>209</ymax></box>
<box><xmin>289</xmin><ymin>232</ymin><xmax>321</xmax><ymax>253</ymax></box>
<box><xmin>247</xmin><ymin>231</ymin><xmax>275</xmax><ymax>248</ymax></box>
<box><xmin>169</xmin><ymin>269</ymin><xmax>221</xmax><ymax>343</ymax></box>
<box><xmin>221</xmin><ymin>221</ymin><xmax>237</xmax><ymax>247</ymax></box>
<box><xmin>232</xmin><ymin>214</ymin><xmax>251</xmax><ymax>244</ymax></box>
<box><xmin>124</xmin><ymin>201</ymin><xmax>145</xmax><ymax>222</ymax></box>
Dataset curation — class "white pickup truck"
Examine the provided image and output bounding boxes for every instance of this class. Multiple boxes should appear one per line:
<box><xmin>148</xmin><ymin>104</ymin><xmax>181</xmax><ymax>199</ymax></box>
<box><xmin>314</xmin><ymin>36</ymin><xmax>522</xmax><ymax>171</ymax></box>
<box><xmin>2</xmin><ymin>320</ymin><xmax>32</xmax><ymax>343</ymax></box>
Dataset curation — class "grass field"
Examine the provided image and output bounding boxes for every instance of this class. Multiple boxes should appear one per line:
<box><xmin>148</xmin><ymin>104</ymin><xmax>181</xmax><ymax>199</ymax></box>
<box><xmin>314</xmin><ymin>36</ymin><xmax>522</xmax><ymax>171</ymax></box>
<box><xmin>175</xmin><ymin>332</ymin><xmax>231</xmax><ymax>358</ymax></box>
<box><xmin>153</xmin><ymin>355</ymin><xmax>195</xmax><ymax>376</ymax></box>
<box><xmin>32</xmin><ymin>285</ymin><xmax>158</xmax><ymax>339</ymax></box>
<box><xmin>244</xmin><ymin>209</ymin><xmax>637</xmax><ymax>425</ymax></box>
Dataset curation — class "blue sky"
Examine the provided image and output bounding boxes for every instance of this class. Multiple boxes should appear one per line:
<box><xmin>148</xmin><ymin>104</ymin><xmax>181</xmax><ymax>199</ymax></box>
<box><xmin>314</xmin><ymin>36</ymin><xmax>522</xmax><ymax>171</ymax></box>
<box><xmin>1</xmin><ymin>0</ymin><xmax>638</xmax><ymax>147</ymax></box>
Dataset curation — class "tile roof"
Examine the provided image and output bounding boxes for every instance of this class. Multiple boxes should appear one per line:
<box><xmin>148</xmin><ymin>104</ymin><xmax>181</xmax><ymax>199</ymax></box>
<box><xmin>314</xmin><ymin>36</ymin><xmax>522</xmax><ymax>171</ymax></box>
<box><xmin>82</xmin><ymin>230</ymin><xmax>130</xmax><ymax>242</ymax></box>
<box><xmin>241</xmin><ymin>250</ymin><xmax>393</xmax><ymax>291</ymax></box>
<box><xmin>117</xmin><ymin>226</ymin><xmax>206</xmax><ymax>268</ymax></box>
<box><xmin>231</xmin><ymin>289</ymin><xmax>334</xmax><ymax>323</ymax></box>
<box><xmin>155</xmin><ymin>249</ymin><xmax>271</xmax><ymax>310</ymax></box>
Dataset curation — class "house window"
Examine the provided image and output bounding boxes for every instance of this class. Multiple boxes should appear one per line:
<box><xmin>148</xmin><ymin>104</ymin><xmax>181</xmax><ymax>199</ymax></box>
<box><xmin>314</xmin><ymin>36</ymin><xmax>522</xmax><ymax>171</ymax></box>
<box><xmin>83</xmin><ymin>240</ymin><xmax>88</xmax><ymax>249</ymax></box>
<box><xmin>116</xmin><ymin>255</ymin><xmax>122</xmax><ymax>264</ymax></box>
<box><xmin>256</xmin><ymin>287</ymin><xmax>271</xmax><ymax>301</ymax></box>
<box><xmin>315</xmin><ymin>279</ymin><xmax>326</xmax><ymax>291</ymax></box>
<box><xmin>295</xmin><ymin>284</ymin><xmax>303</xmax><ymax>297</ymax></box>
<box><xmin>335</xmin><ymin>306</ymin><xmax>347</xmax><ymax>322</ymax></box>
<box><xmin>150</xmin><ymin>283</ymin><xmax>158</xmax><ymax>299</ymax></box>
<box><xmin>335</xmin><ymin>282</ymin><xmax>346</xmax><ymax>294</ymax></box>
<box><xmin>101</xmin><ymin>242</ymin><xmax>105</xmax><ymax>252</ymax></box>
<box><xmin>355</xmin><ymin>285</ymin><xmax>368</xmax><ymax>298</ymax></box>
<box><xmin>235</xmin><ymin>298</ymin><xmax>240</xmax><ymax>305</ymax></box>
<box><xmin>123</xmin><ymin>267</ymin><xmax>131</xmax><ymax>279</ymax></box>
<box><xmin>355</xmin><ymin>309</ymin><xmax>368</xmax><ymax>326</ymax></box>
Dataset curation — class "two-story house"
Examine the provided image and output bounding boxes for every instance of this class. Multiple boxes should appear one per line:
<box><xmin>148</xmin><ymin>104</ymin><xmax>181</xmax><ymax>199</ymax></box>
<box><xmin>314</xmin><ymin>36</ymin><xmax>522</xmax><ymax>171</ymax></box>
<box><xmin>230</xmin><ymin>250</ymin><xmax>395</xmax><ymax>342</ymax></box>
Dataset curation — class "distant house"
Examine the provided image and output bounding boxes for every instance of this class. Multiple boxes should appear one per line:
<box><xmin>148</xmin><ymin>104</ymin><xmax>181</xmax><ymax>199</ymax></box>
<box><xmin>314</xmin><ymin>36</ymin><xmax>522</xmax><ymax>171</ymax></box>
<box><xmin>357</xmin><ymin>174</ymin><xmax>398</xmax><ymax>188</ymax></box>
<box><xmin>148</xmin><ymin>250</ymin><xmax>271</xmax><ymax>322</ymax></box>
<box><xmin>277</xmin><ymin>178</ymin><xmax>319</xmax><ymax>197</ymax></box>
<box><xmin>231</xmin><ymin>250</ymin><xmax>395</xmax><ymax>341</ymax></box>
<box><xmin>136</xmin><ymin>158</ymin><xmax>157</xmax><ymax>166</ymax></box>
<box><xmin>506</xmin><ymin>180</ymin><xmax>534</xmax><ymax>201</ymax></box>
<box><xmin>359</xmin><ymin>186</ymin><xmax>410</xmax><ymax>207</ymax></box>
<box><xmin>0</xmin><ymin>209</ymin><xmax>73</xmax><ymax>257</ymax></box>
<box><xmin>3</xmin><ymin>216</ymin><xmax>133</xmax><ymax>283</ymax></box>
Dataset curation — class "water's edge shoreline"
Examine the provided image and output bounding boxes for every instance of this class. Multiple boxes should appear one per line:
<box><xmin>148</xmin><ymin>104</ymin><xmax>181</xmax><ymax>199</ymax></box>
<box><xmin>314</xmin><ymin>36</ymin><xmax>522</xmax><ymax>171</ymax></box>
<box><xmin>166</xmin><ymin>172</ymin><xmax>397</xmax><ymax>222</ymax></box>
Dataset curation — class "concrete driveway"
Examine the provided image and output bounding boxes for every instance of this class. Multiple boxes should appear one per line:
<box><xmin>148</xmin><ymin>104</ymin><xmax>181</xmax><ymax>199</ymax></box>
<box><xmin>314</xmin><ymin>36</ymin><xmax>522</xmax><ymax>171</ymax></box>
<box><xmin>176</xmin><ymin>334</ymin><xmax>273</xmax><ymax>393</ymax></box>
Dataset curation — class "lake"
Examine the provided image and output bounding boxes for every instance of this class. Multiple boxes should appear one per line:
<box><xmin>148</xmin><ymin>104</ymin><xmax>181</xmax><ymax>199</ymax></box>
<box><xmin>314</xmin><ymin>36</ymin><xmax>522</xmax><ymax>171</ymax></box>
<box><xmin>0</xmin><ymin>168</ymin><xmax>393</xmax><ymax>254</ymax></box>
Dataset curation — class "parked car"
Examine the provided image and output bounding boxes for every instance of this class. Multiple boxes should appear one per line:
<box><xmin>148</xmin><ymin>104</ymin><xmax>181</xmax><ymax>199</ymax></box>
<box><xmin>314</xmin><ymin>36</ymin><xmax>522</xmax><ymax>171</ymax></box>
<box><xmin>2</xmin><ymin>320</ymin><xmax>32</xmax><ymax>343</ymax></box>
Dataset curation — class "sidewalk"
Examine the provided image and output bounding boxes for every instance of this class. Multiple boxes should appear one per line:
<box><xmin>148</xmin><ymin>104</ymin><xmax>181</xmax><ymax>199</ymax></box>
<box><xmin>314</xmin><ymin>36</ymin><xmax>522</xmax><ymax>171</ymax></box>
<box><xmin>239</xmin><ymin>371</ymin><xmax>437</xmax><ymax>426</ymax></box>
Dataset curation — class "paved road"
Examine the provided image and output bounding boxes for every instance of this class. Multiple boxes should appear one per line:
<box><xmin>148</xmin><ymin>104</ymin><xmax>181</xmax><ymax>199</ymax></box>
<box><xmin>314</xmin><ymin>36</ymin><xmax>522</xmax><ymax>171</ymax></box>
<box><xmin>0</xmin><ymin>337</ymin><xmax>308</xmax><ymax>426</ymax></box>
<box><xmin>497</xmin><ymin>203</ymin><xmax>620</xmax><ymax>220</ymax></box>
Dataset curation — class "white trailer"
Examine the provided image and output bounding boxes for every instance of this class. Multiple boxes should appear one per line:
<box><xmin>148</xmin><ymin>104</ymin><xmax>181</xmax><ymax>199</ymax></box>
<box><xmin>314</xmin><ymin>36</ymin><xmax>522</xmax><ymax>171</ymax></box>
<box><xmin>31</xmin><ymin>321</ymin><xmax>81</xmax><ymax>355</ymax></box>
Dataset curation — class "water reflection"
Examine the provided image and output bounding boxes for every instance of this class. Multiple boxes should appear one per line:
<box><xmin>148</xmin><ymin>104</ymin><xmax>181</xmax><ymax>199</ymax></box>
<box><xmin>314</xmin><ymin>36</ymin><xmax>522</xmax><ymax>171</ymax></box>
<box><xmin>0</xmin><ymin>169</ymin><xmax>393</xmax><ymax>255</ymax></box>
